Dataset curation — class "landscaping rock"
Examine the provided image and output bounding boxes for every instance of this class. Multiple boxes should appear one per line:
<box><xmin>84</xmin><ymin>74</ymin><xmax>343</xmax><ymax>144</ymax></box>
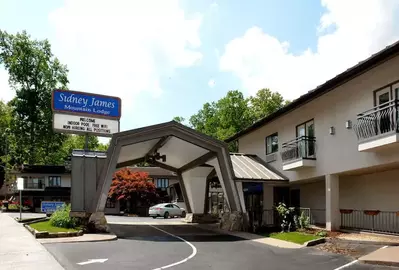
<box><xmin>88</xmin><ymin>212</ymin><xmax>110</xmax><ymax>233</ymax></box>
<box><xmin>184</xmin><ymin>213</ymin><xmax>219</xmax><ymax>224</ymax></box>
<box><xmin>219</xmin><ymin>211</ymin><xmax>246</xmax><ymax>231</ymax></box>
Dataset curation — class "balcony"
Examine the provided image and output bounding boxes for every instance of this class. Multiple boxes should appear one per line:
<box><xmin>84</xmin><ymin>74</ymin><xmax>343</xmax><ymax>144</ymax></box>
<box><xmin>281</xmin><ymin>136</ymin><xmax>316</xmax><ymax>171</ymax></box>
<box><xmin>354</xmin><ymin>100</ymin><xmax>399</xmax><ymax>151</ymax></box>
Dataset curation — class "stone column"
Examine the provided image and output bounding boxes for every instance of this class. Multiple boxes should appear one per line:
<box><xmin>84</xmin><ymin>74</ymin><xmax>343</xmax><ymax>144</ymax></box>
<box><xmin>325</xmin><ymin>174</ymin><xmax>340</xmax><ymax>231</ymax></box>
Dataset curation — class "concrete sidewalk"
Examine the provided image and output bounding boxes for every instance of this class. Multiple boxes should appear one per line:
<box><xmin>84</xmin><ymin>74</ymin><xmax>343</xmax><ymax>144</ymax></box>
<box><xmin>196</xmin><ymin>223</ymin><xmax>302</xmax><ymax>249</ymax></box>
<box><xmin>0</xmin><ymin>213</ymin><xmax>64</xmax><ymax>270</ymax></box>
<box><xmin>358</xmin><ymin>246</ymin><xmax>399</xmax><ymax>267</ymax></box>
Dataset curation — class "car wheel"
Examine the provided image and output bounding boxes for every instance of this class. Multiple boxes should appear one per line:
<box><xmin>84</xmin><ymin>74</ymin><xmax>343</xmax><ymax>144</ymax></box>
<box><xmin>164</xmin><ymin>212</ymin><xmax>169</xmax><ymax>219</ymax></box>
<box><xmin>181</xmin><ymin>211</ymin><xmax>186</xmax><ymax>218</ymax></box>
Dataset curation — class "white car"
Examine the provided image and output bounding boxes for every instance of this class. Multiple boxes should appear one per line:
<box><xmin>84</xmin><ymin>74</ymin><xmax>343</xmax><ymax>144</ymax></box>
<box><xmin>148</xmin><ymin>203</ymin><xmax>186</xmax><ymax>219</ymax></box>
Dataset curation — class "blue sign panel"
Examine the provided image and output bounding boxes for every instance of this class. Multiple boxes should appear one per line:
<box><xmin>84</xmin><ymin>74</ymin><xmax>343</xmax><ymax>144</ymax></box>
<box><xmin>52</xmin><ymin>89</ymin><xmax>121</xmax><ymax>119</ymax></box>
<box><xmin>41</xmin><ymin>201</ymin><xmax>65</xmax><ymax>213</ymax></box>
<box><xmin>242</xmin><ymin>182</ymin><xmax>263</xmax><ymax>193</ymax></box>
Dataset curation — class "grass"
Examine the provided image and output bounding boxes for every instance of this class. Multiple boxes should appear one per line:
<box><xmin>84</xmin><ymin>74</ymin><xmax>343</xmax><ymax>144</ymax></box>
<box><xmin>261</xmin><ymin>231</ymin><xmax>322</xmax><ymax>245</ymax></box>
<box><xmin>29</xmin><ymin>220</ymin><xmax>79</xmax><ymax>233</ymax></box>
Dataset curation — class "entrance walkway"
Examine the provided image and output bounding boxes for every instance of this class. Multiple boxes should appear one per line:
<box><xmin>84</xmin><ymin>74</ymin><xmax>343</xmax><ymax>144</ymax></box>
<box><xmin>0</xmin><ymin>213</ymin><xmax>64</xmax><ymax>270</ymax></box>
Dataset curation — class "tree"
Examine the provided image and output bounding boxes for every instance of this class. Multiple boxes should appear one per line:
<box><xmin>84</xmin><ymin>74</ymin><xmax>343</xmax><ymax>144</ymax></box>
<box><xmin>108</xmin><ymin>168</ymin><xmax>157</xmax><ymax>213</ymax></box>
<box><xmin>188</xmin><ymin>89</ymin><xmax>289</xmax><ymax>151</ymax></box>
<box><xmin>0</xmin><ymin>30</ymin><xmax>69</xmax><ymax>165</ymax></box>
<box><xmin>173</xmin><ymin>116</ymin><xmax>185</xmax><ymax>124</ymax></box>
<box><xmin>0</xmin><ymin>100</ymin><xmax>11</xmax><ymax>188</ymax></box>
<box><xmin>248</xmin><ymin>88</ymin><xmax>288</xmax><ymax>121</ymax></box>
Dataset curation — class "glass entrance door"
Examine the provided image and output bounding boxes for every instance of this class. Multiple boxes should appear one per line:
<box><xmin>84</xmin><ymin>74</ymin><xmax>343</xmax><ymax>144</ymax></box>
<box><xmin>296</xmin><ymin>120</ymin><xmax>315</xmax><ymax>158</ymax></box>
<box><xmin>375</xmin><ymin>87</ymin><xmax>391</xmax><ymax>134</ymax></box>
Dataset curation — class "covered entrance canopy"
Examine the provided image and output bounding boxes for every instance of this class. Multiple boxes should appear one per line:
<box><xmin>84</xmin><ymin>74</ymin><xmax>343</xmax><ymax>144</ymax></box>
<box><xmin>90</xmin><ymin>121</ymin><xmax>287</xmax><ymax>228</ymax></box>
<box><xmin>93</xmin><ymin>121</ymin><xmax>242</xmax><ymax>216</ymax></box>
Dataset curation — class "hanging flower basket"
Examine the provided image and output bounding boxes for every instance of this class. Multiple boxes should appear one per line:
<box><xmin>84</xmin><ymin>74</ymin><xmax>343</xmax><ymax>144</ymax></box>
<box><xmin>340</xmin><ymin>209</ymin><xmax>353</xmax><ymax>214</ymax></box>
<box><xmin>364</xmin><ymin>210</ymin><xmax>380</xmax><ymax>216</ymax></box>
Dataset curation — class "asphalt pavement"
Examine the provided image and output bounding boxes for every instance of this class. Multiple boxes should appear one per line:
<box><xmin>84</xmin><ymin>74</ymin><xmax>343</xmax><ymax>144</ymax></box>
<box><xmin>43</xmin><ymin>219</ymin><xmax>399</xmax><ymax>270</ymax></box>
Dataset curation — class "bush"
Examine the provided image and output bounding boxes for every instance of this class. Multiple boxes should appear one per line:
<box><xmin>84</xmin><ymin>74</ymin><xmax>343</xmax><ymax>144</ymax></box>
<box><xmin>294</xmin><ymin>211</ymin><xmax>310</xmax><ymax>230</ymax></box>
<box><xmin>49</xmin><ymin>204</ymin><xmax>77</xmax><ymax>229</ymax></box>
<box><xmin>275</xmin><ymin>202</ymin><xmax>296</xmax><ymax>232</ymax></box>
<box><xmin>316</xmin><ymin>230</ymin><xmax>328</xmax><ymax>237</ymax></box>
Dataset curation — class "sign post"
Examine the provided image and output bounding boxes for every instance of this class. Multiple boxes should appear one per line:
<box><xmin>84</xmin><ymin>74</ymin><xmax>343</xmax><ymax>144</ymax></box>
<box><xmin>17</xmin><ymin>178</ymin><xmax>24</xmax><ymax>221</ymax></box>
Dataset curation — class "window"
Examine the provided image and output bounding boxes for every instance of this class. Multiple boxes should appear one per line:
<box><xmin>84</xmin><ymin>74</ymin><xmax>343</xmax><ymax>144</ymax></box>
<box><xmin>156</xmin><ymin>178</ymin><xmax>169</xmax><ymax>188</ymax></box>
<box><xmin>106</xmin><ymin>198</ymin><xmax>116</xmax><ymax>208</ymax></box>
<box><xmin>265</xmin><ymin>133</ymin><xmax>278</xmax><ymax>155</ymax></box>
<box><xmin>296</xmin><ymin>119</ymin><xmax>315</xmax><ymax>158</ymax></box>
<box><xmin>24</xmin><ymin>176</ymin><xmax>45</xmax><ymax>189</ymax></box>
<box><xmin>172</xmin><ymin>204</ymin><xmax>180</xmax><ymax>209</ymax></box>
<box><xmin>48</xmin><ymin>176</ymin><xmax>61</xmax><ymax>187</ymax></box>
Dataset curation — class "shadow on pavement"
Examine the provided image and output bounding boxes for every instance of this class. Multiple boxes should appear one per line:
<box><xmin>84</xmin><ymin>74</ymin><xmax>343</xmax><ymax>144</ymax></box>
<box><xmin>109</xmin><ymin>223</ymin><xmax>247</xmax><ymax>243</ymax></box>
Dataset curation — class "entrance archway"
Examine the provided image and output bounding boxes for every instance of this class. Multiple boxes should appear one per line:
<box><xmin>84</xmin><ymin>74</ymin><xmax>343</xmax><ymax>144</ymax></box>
<box><xmin>89</xmin><ymin>121</ymin><xmax>244</xmax><ymax>230</ymax></box>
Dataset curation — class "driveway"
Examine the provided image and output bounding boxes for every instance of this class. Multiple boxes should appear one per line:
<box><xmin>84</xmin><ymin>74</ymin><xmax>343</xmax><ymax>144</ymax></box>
<box><xmin>43</xmin><ymin>218</ymin><xmax>398</xmax><ymax>270</ymax></box>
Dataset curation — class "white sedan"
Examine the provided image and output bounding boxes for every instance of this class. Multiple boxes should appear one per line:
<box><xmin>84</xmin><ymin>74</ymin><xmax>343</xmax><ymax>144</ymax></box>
<box><xmin>148</xmin><ymin>203</ymin><xmax>186</xmax><ymax>219</ymax></box>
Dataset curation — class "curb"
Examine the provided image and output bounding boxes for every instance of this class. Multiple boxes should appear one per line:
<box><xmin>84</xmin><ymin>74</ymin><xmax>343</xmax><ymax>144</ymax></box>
<box><xmin>333</xmin><ymin>238</ymin><xmax>399</xmax><ymax>246</ymax></box>
<box><xmin>37</xmin><ymin>234</ymin><xmax>118</xmax><ymax>244</ymax></box>
<box><xmin>360</xmin><ymin>260</ymin><xmax>399</xmax><ymax>267</ymax></box>
<box><xmin>303</xmin><ymin>237</ymin><xmax>326</xmax><ymax>247</ymax></box>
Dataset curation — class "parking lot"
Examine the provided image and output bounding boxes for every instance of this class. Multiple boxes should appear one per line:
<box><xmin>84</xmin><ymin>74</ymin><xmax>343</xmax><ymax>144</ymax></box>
<box><xmin>41</xmin><ymin>216</ymin><xmax>397</xmax><ymax>270</ymax></box>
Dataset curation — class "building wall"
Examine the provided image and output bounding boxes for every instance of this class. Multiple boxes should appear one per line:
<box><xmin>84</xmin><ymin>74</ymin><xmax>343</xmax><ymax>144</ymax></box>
<box><xmin>15</xmin><ymin>173</ymin><xmax>71</xmax><ymax>188</ymax></box>
<box><xmin>239</xmin><ymin>53</ymin><xmax>399</xmax><ymax>181</ymax></box>
<box><xmin>340</xmin><ymin>169</ymin><xmax>399</xmax><ymax>211</ymax></box>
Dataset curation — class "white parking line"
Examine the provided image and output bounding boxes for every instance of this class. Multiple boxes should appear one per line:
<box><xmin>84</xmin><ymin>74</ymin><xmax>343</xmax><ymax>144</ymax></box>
<box><xmin>149</xmin><ymin>224</ymin><xmax>197</xmax><ymax>270</ymax></box>
<box><xmin>334</xmin><ymin>260</ymin><xmax>358</xmax><ymax>270</ymax></box>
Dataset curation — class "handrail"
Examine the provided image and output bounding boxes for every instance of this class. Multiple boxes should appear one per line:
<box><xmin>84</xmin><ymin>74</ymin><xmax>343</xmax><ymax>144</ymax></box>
<box><xmin>282</xmin><ymin>136</ymin><xmax>316</xmax><ymax>147</ymax></box>
<box><xmin>355</xmin><ymin>99</ymin><xmax>398</xmax><ymax>141</ymax></box>
<box><xmin>281</xmin><ymin>136</ymin><xmax>317</xmax><ymax>162</ymax></box>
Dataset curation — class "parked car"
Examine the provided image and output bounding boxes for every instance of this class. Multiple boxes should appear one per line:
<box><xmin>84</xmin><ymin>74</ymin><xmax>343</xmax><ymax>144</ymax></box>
<box><xmin>148</xmin><ymin>203</ymin><xmax>186</xmax><ymax>219</ymax></box>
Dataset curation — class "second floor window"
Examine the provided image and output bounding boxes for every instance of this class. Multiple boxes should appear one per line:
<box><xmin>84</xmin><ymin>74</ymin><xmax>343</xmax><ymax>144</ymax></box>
<box><xmin>156</xmin><ymin>178</ymin><xmax>169</xmax><ymax>188</ymax></box>
<box><xmin>48</xmin><ymin>176</ymin><xmax>61</xmax><ymax>187</ymax></box>
<box><xmin>24</xmin><ymin>177</ymin><xmax>45</xmax><ymax>189</ymax></box>
<box><xmin>265</xmin><ymin>133</ymin><xmax>279</xmax><ymax>155</ymax></box>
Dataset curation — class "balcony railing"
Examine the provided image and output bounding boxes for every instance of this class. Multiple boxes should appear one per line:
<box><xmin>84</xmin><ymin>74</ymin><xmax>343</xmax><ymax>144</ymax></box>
<box><xmin>340</xmin><ymin>209</ymin><xmax>399</xmax><ymax>235</ymax></box>
<box><xmin>281</xmin><ymin>136</ymin><xmax>316</xmax><ymax>163</ymax></box>
<box><xmin>24</xmin><ymin>182</ymin><xmax>45</xmax><ymax>189</ymax></box>
<box><xmin>354</xmin><ymin>100</ymin><xmax>398</xmax><ymax>142</ymax></box>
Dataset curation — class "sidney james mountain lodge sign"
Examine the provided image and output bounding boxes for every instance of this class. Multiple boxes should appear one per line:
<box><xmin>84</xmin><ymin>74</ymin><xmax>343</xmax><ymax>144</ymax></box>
<box><xmin>52</xmin><ymin>89</ymin><xmax>121</xmax><ymax>137</ymax></box>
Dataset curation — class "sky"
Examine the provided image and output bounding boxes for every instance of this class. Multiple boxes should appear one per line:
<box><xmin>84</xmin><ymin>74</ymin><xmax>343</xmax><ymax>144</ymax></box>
<box><xmin>1</xmin><ymin>0</ymin><xmax>399</xmax><ymax>135</ymax></box>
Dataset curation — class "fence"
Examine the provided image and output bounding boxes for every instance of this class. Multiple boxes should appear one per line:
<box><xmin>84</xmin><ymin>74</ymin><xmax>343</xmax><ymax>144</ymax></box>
<box><xmin>340</xmin><ymin>210</ymin><xmax>399</xmax><ymax>235</ymax></box>
<box><xmin>298</xmin><ymin>208</ymin><xmax>326</xmax><ymax>226</ymax></box>
<box><xmin>247</xmin><ymin>208</ymin><xmax>326</xmax><ymax>231</ymax></box>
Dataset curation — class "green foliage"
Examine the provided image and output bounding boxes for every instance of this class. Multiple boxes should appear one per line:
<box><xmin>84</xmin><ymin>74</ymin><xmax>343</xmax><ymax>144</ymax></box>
<box><xmin>30</xmin><ymin>220</ymin><xmax>78</xmax><ymax>233</ymax></box>
<box><xmin>316</xmin><ymin>230</ymin><xmax>328</xmax><ymax>237</ymax></box>
<box><xmin>188</xmin><ymin>89</ymin><xmax>289</xmax><ymax>151</ymax></box>
<box><xmin>0</xmin><ymin>30</ymin><xmax>69</xmax><ymax>165</ymax></box>
<box><xmin>49</xmin><ymin>204</ymin><xmax>77</xmax><ymax>229</ymax></box>
<box><xmin>294</xmin><ymin>211</ymin><xmax>310</xmax><ymax>230</ymax></box>
<box><xmin>265</xmin><ymin>232</ymin><xmax>321</xmax><ymax>245</ymax></box>
<box><xmin>173</xmin><ymin>116</ymin><xmax>185</xmax><ymax>124</ymax></box>
<box><xmin>275</xmin><ymin>202</ymin><xmax>296</xmax><ymax>232</ymax></box>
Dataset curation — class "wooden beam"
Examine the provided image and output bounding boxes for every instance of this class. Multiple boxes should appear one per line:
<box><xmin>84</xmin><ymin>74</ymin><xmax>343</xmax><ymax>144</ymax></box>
<box><xmin>148</xmin><ymin>159</ymin><xmax>178</xmax><ymax>173</ymax></box>
<box><xmin>178</xmin><ymin>151</ymin><xmax>216</xmax><ymax>173</ymax></box>
<box><xmin>116</xmin><ymin>157</ymin><xmax>145</xmax><ymax>169</ymax></box>
<box><xmin>146</xmin><ymin>136</ymin><xmax>170</xmax><ymax>156</ymax></box>
<box><xmin>206</xmin><ymin>168</ymin><xmax>217</xmax><ymax>180</ymax></box>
